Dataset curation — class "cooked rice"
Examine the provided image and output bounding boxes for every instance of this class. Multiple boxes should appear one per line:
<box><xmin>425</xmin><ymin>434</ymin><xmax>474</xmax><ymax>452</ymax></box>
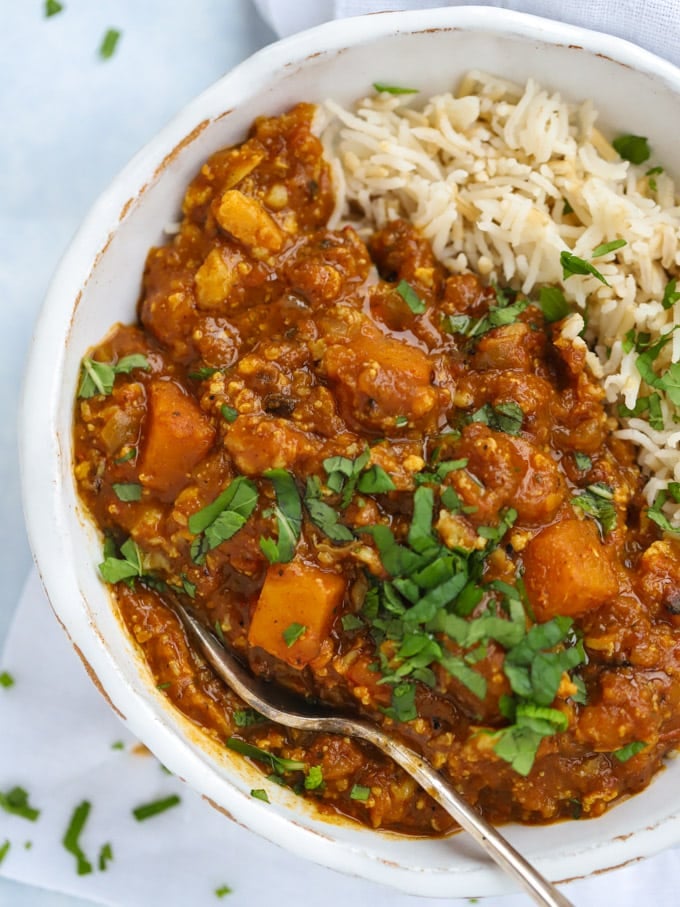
<box><xmin>319</xmin><ymin>71</ymin><xmax>680</xmax><ymax>526</ymax></box>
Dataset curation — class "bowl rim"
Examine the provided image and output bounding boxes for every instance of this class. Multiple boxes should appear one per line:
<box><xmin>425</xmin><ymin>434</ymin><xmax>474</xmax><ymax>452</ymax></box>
<box><xmin>19</xmin><ymin>4</ymin><xmax>680</xmax><ymax>898</ymax></box>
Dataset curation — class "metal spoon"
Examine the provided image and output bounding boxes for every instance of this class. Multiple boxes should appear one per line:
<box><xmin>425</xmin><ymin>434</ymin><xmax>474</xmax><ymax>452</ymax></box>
<box><xmin>170</xmin><ymin>600</ymin><xmax>574</xmax><ymax>907</ymax></box>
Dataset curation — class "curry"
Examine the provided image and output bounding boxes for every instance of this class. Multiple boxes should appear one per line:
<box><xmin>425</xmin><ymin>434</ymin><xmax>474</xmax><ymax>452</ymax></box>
<box><xmin>73</xmin><ymin>103</ymin><xmax>680</xmax><ymax>834</ymax></box>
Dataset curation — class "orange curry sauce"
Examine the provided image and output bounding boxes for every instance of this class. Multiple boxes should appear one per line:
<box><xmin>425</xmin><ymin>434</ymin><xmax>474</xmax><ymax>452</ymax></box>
<box><xmin>73</xmin><ymin>104</ymin><xmax>680</xmax><ymax>834</ymax></box>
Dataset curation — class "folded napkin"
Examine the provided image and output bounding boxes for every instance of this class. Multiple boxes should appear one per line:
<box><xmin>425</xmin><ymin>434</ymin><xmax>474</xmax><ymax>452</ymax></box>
<box><xmin>3</xmin><ymin>573</ymin><xmax>680</xmax><ymax>906</ymax></box>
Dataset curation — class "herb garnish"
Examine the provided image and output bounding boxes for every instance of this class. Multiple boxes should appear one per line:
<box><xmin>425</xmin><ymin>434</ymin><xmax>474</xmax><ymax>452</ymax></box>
<box><xmin>283</xmin><ymin>622</ymin><xmax>306</xmax><ymax>647</ymax></box>
<box><xmin>233</xmin><ymin>708</ymin><xmax>264</xmax><ymax>728</ymax></box>
<box><xmin>0</xmin><ymin>671</ymin><xmax>14</xmax><ymax>688</ymax></box>
<box><xmin>612</xmin><ymin>134</ymin><xmax>650</xmax><ymax>165</ymax></box>
<box><xmin>99</xmin><ymin>28</ymin><xmax>121</xmax><ymax>60</ymax></box>
<box><xmin>396</xmin><ymin>280</ymin><xmax>426</xmax><ymax>314</ymax></box>
<box><xmin>215</xmin><ymin>885</ymin><xmax>233</xmax><ymax>898</ymax></box>
<box><xmin>221</xmin><ymin>404</ymin><xmax>238</xmax><ymax>422</ymax></box>
<box><xmin>612</xmin><ymin>741</ymin><xmax>647</xmax><ymax>763</ymax></box>
<box><xmin>112</xmin><ymin>482</ymin><xmax>142</xmax><ymax>502</ymax></box>
<box><xmin>250</xmin><ymin>789</ymin><xmax>270</xmax><ymax>803</ymax></box>
<box><xmin>0</xmin><ymin>840</ymin><xmax>9</xmax><ymax>866</ymax></box>
<box><xmin>647</xmin><ymin>485</ymin><xmax>680</xmax><ymax>533</ymax></box>
<box><xmin>470</xmin><ymin>401</ymin><xmax>524</xmax><ymax>436</ymax></box>
<box><xmin>226</xmin><ymin>737</ymin><xmax>306</xmax><ymax>775</ymax></box>
<box><xmin>538</xmin><ymin>286</ymin><xmax>569</xmax><ymax>323</ymax></box>
<box><xmin>98</xmin><ymin>842</ymin><xmax>113</xmax><ymax>871</ymax></box>
<box><xmin>646</xmin><ymin>166</ymin><xmax>663</xmax><ymax>192</ymax></box>
<box><xmin>132</xmin><ymin>794</ymin><xmax>181</xmax><ymax>821</ymax></box>
<box><xmin>571</xmin><ymin>483</ymin><xmax>617</xmax><ymax>535</ymax></box>
<box><xmin>662</xmin><ymin>278</ymin><xmax>680</xmax><ymax>310</ymax></box>
<box><xmin>0</xmin><ymin>787</ymin><xmax>40</xmax><ymax>821</ymax></box>
<box><xmin>560</xmin><ymin>243</ymin><xmax>626</xmax><ymax>287</ymax></box>
<box><xmin>189</xmin><ymin>476</ymin><xmax>258</xmax><ymax>564</ymax></box>
<box><xmin>350</xmin><ymin>784</ymin><xmax>371</xmax><ymax>801</ymax></box>
<box><xmin>45</xmin><ymin>0</ymin><xmax>63</xmax><ymax>16</ymax></box>
<box><xmin>304</xmin><ymin>476</ymin><xmax>354</xmax><ymax>543</ymax></box>
<box><xmin>188</xmin><ymin>367</ymin><xmax>219</xmax><ymax>380</ymax></box>
<box><xmin>62</xmin><ymin>801</ymin><xmax>93</xmax><ymax>875</ymax></box>
<box><xmin>78</xmin><ymin>354</ymin><xmax>149</xmax><ymax>398</ymax></box>
<box><xmin>259</xmin><ymin>469</ymin><xmax>302</xmax><ymax>563</ymax></box>
<box><xmin>322</xmin><ymin>448</ymin><xmax>395</xmax><ymax>510</ymax></box>
<box><xmin>304</xmin><ymin>766</ymin><xmax>324</xmax><ymax>790</ymax></box>
<box><xmin>443</xmin><ymin>286</ymin><xmax>529</xmax><ymax>338</ymax></box>
<box><xmin>99</xmin><ymin>537</ymin><xmax>145</xmax><ymax>585</ymax></box>
<box><xmin>373</xmin><ymin>83</ymin><xmax>418</xmax><ymax>95</ymax></box>
<box><xmin>573</xmin><ymin>452</ymin><xmax>592</xmax><ymax>472</ymax></box>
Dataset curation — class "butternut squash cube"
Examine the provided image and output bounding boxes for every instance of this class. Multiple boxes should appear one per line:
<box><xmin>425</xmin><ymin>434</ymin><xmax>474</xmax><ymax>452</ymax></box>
<box><xmin>248</xmin><ymin>560</ymin><xmax>346</xmax><ymax>669</ymax></box>
<box><xmin>139</xmin><ymin>379</ymin><xmax>215</xmax><ymax>498</ymax></box>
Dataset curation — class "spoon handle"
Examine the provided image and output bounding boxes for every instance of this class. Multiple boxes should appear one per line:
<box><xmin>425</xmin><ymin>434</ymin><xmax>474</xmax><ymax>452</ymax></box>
<box><xmin>173</xmin><ymin>601</ymin><xmax>573</xmax><ymax>906</ymax></box>
<box><xmin>359</xmin><ymin>728</ymin><xmax>574</xmax><ymax>907</ymax></box>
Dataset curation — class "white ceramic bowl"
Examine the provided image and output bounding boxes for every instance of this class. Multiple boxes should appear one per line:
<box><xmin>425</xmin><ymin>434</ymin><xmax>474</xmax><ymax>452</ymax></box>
<box><xmin>20</xmin><ymin>6</ymin><xmax>680</xmax><ymax>898</ymax></box>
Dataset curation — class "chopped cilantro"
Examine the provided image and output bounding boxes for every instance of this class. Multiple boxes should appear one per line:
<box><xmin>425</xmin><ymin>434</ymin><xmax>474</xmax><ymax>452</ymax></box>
<box><xmin>250</xmin><ymin>789</ymin><xmax>270</xmax><ymax>803</ymax></box>
<box><xmin>356</xmin><ymin>464</ymin><xmax>396</xmax><ymax>494</ymax></box>
<box><xmin>0</xmin><ymin>787</ymin><xmax>40</xmax><ymax>822</ymax></box>
<box><xmin>221</xmin><ymin>404</ymin><xmax>238</xmax><ymax>422</ymax></box>
<box><xmin>395</xmin><ymin>415</ymin><xmax>408</xmax><ymax>427</ymax></box>
<box><xmin>0</xmin><ymin>840</ymin><xmax>9</xmax><ymax>867</ymax></box>
<box><xmin>98</xmin><ymin>842</ymin><xmax>113</xmax><ymax>871</ymax></box>
<box><xmin>99</xmin><ymin>28</ymin><xmax>121</xmax><ymax>60</ymax></box>
<box><xmin>647</xmin><ymin>489</ymin><xmax>680</xmax><ymax>533</ymax></box>
<box><xmin>573</xmin><ymin>452</ymin><xmax>592</xmax><ymax>472</ymax></box>
<box><xmin>226</xmin><ymin>738</ymin><xmax>305</xmax><ymax>775</ymax></box>
<box><xmin>99</xmin><ymin>537</ymin><xmax>145</xmax><ymax>585</ymax></box>
<box><xmin>396</xmin><ymin>280</ymin><xmax>426</xmax><ymax>314</ymax></box>
<box><xmin>571</xmin><ymin>483</ymin><xmax>617</xmax><ymax>535</ymax></box>
<box><xmin>562</xmin><ymin>198</ymin><xmax>574</xmax><ymax>215</ymax></box>
<box><xmin>45</xmin><ymin>0</ymin><xmax>63</xmax><ymax>16</ymax></box>
<box><xmin>78</xmin><ymin>354</ymin><xmax>149</xmax><ymax>398</ymax></box>
<box><xmin>114</xmin><ymin>447</ymin><xmax>136</xmax><ymax>464</ymax></box>
<box><xmin>283</xmin><ymin>622</ymin><xmax>306</xmax><ymax>647</ymax></box>
<box><xmin>112</xmin><ymin>482</ymin><xmax>142</xmax><ymax>502</ymax></box>
<box><xmin>612</xmin><ymin>741</ymin><xmax>647</xmax><ymax>762</ymax></box>
<box><xmin>215</xmin><ymin>884</ymin><xmax>233</xmax><ymax>897</ymax></box>
<box><xmin>304</xmin><ymin>766</ymin><xmax>324</xmax><ymax>790</ymax></box>
<box><xmin>188</xmin><ymin>367</ymin><xmax>219</xmax><ymax>380</ymax></box>
<box><xmin>373</xmin><ymin>82</ymin><xmax>418</xmax><ymax>95</ymax></box>
<box><xmin>341</xmin><ymin>614</ymin><xmax>364</xmax><ymax>631</ymax></box>
<box><xmin>233</xmin><ymin>708</ymin><xmax>264</xmax><ymax>728</ymax></box>
<box><xmin>189</xmin><ymin>477</ymin><xmax>258</xmax><ymax>564</ymax></box>
<box><xmin>62</xmin><ymin>801</ymin><xmax>93</xmax><ymax>875</ymax></box>
<box><xmin>560</xmin><ymin>251</ymin><xmax>609</xmax><ymax>286</ymax></box>
<box><xmin>0</xmin><ymin>671</ymin><xmax>14</xmax><ymax>688</ymax></box>
<box><xmin>646</xmin><ymin>166</ymin><xmax>663</xmax><ymax>192</ymax></box>
<box><xmin>350</xmin><ymin>784</ymin><xmax>371</xmax><ymax>801</ymax></box>
<box><xmin>612</xmin><ymin>134</ymin><xmax>650</xmax><ymax>165</ymax></box>
<box><xmin>662</xmin><ymin>278</ymin><xmax>680</xmax><ymax>310</ymax></box>
<box><xmin>111</xmin><ymin>741</ymin><xmax>125</xmax><ymax>750</ymax></box>
<box><xmin>470</xmin><ymin>401</ymin><xmax>523</xmax><ymax>436</ymax></box>
<box><xmin>304</xmin><ymin>477</ymin><xmax>354</xmax><ymax>543</ymax></box>
<box><xmin>538</xmin><ymin>286</ymin><xmax>569</xmax><ymax>323</ymax></box>
<box><xmin>591</xmin><ymin>239</ymin><xmax>626</xmax><ymax>257</ymax></box>
<box><xmin>132</xmin><ymin>795</ymin><xmax>181</xmax><ymax>821</ymax></box>
<box><xmin>259</xmin><ymin>469</ymin><xmax>302</xmax><ymax>563</ymax></box>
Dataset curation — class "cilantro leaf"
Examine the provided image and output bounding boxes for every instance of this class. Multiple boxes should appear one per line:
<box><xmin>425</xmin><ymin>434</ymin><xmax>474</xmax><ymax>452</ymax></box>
<box><xmin>0</xmin><ymin>787</ymin><xmax>40</xmax><ymax>822</ymax></box>
<box><xmin>538</xmin><ymin>286</ymin><xmax>569</xmax><ymax>323</ymax></box>
<box><xmin>259</xmin><ymin>469</ymin><xmax>302</xmax><ymax>563</ymax></box>
<box><xmin>99</xmin><ymin>537</ymin><xmax>145</xmax><ymax>584</ymax></box>
<box><xmin>62</xmin><ymin>801</ymin><xmax>93</xmax><ymax>875</ymax></box>
<box><xmin>470</xmin><ymin>401</ymin><xmax>523</xmax><ymax>435</ymax></box>
<box><xmin>283</xmin><ymin>622</ymin><xmax>306</xmax><ymax>647</ymax></box>
<box><xmin>396</xmin><ymin>280</ymin><xmax>426</xmax><ymax>314</ymax></box>
<box><xmin>591</xmin><ymin>239</ymin><xmax>626</xmax><ymax>257</ymax></box>
<box><xmin>373</xmin><ymin>83</ymin><xmax>418</xmax><ymax>95</ymax></box>
<box><xmin>612</xmin><ymin>134</ymin><xmax>650</xmax><ymax>165</ymax></box>
<box><xmin>612</xmin><ymin>740</ymin><xmax>647</xmax><ymax>762</ymax></box>
<box><xmin>132</xmin><ymin>795</ymin><xmax>181</xmax><ymax>821</ymax></box>
<box><xmin>304</xmin><ymin>477</ymin><xmax>354</xmax><ymax>543</ymax></box>
<box><xmin>662</xmin><ymin>278</ymin><xmax>680</xmax><ymax>310</ymax></box>
<box><xmin>112</xmin><ymin>482</ymin><xmax>142</xmax><ymax>502</ymax></box>
<box><xmin>78</xmin><ymin>354</ymin><xmax>149</xmax><ymax>398</ymax></box>
<box><xmin>560</xmin><ymin>251</ymin><xmax>609</xmax><ymax>286</ymax></box>
<box><xmin>226</xmin><ymin>737</ymin><xmax>305</xmax><ymax>774</ymax></box>
<box><xmin>99</xmin><ymin>28</ymin><xmax>121</xmax><ymax>60</ymax></box>
<box><xmin>571</xmin><ymin>483</ymin><xmax>617</xmax><ymax>535</ymax></box>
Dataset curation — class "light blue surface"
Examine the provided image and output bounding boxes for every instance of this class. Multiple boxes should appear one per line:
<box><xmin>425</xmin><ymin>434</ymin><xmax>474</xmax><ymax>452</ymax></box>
<box><xmin>0</xmin><ymin>3</ymin><xmax>274</xmax><ymax>904</ymax></box>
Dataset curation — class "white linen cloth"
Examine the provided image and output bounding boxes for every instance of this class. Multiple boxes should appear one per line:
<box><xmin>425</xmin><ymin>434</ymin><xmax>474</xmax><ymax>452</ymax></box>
<box><xmin>254</xmin><ymin>0</ymin><xmax>680</xmax><ymax>69</ymax></box>
<box><xmin>4</xmin><ymin>2</ymin><xmax>680</xmax><ymax>905</ymax></box>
